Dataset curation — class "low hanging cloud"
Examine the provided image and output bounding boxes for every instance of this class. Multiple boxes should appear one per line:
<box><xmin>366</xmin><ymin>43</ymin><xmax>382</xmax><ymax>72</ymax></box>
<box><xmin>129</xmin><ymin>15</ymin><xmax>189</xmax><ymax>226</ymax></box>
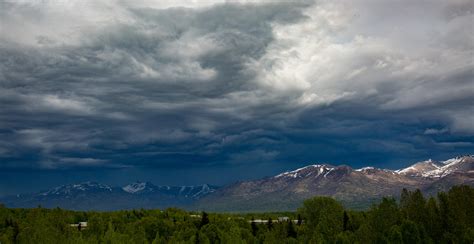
<box><xmin>0</xmin><ymin>0</ymin><xmax>472</xmax><ymax>170</ymax></box>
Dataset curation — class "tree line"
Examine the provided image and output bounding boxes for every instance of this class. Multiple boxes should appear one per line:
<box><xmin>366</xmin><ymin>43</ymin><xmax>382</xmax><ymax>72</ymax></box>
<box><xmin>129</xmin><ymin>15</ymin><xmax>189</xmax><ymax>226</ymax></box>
<box><xmin>0</xmin><ymin>185</ymin><xmax>473</xmax><ymax>243</ymax></box>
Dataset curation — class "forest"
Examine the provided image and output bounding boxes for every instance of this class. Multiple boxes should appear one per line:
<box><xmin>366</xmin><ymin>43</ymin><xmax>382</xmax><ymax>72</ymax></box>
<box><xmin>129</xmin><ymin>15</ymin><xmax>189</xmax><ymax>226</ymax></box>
<box><xmin>0</xmin><ymin>185</ymin><xmax>473</xmax><ymax>243</ymax></box>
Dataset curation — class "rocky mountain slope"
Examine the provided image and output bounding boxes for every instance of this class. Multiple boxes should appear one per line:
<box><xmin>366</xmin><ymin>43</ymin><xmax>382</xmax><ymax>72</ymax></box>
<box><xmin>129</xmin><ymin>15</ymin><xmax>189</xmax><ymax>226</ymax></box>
<box><xmin>196</xmin><ymin>155</ymin><xmax>474</xmax><ymax>211</ymax></box>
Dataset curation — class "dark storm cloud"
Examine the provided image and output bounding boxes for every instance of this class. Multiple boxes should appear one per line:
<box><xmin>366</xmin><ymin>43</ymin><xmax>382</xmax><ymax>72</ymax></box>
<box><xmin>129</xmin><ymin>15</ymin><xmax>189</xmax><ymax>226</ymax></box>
<box><xmin>0</xmin><ymin>0</ymin><xmax>472</xmax><ymax>174</ymax></box>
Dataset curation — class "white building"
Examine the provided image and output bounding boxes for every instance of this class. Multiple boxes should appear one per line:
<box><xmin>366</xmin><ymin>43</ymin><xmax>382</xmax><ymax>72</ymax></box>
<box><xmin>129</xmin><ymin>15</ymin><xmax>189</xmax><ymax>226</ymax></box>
<box><xmin>70</xmin><ymin>222</ymin><xmax>88</xmax><ymax>230</ymax></box>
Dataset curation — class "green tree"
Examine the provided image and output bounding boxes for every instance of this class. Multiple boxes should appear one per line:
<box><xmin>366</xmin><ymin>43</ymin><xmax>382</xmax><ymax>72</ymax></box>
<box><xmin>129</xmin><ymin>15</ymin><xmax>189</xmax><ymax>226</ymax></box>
<box><xmin>368</xmin><ymin>197</ymin><xmax>401</xmax><ymax>239</ymax></box>
<box><xmin>201</xmin><ymin>224</ymin><xmax>222</xmax><ymax>243</ymax></box>
<box><xmin>152</xmin><ymin>232</ymin><xmax>167</xmax><ymax>244</ymax></box>
<box><xmin>103</xmin><ymin>222</ymin><xmax>132</xmax><ymax>244</ymax></box>
<box><xmin>400</xmin><ymin>189</ymin><xmax>427</xmax><ymax>225</ymax></box>
<box><xmin>343</xmin><ymin>210</ymin><xmax>349</xmax><ymax>231</ymax></box>
<box><xmin>298</xmin><ymin>196</ymin><xmax>344</xmax><ymax>242</ymax></box>
<box><xmin>250</xmin><ymin>218</ymin><xmax>258</xmax><ymax>236</ymax></box>
<box><xmin>199</xmin><ymin>212</ymin><xmax>209</xmax><ymax>229</ymax></box>
<box><xmin>400</xmin><ymin>220</ymin><xmax>421</xmax><ymax>244</ymax></box>
<box><xmin>266</xmin><ymin>217</ymin><xmax>273</xmax><ymax>230</ymax></box>
<box><xmin>445</xmin><ymin>185</ymin><xmax>474</xmax><ymax>243</ymax></box>
<box><xmin>425</xmin><ymin>197</ymin><xmax>442</xmax><ymax>241</ymax></box>
<box><xmin>335</xmin><ymin>232</ymin><xmax>351</xmax><ymax>244</ymax></box>
<box><xmin>388</xmin><ymin>225</ymin><xmax>403</xmax><ymax>244</ymax></box>
<box><xmin>287</xmin><ymin>220</ymin><xmax>297</xmax><ymax>238</ymax></box>
<box><xmin>192</xmin><ymin>231</ymin><xmax>210</xmax><ymax>244</ymax></box>
<box><xmin>354</xmin><ymin>223</ymin><xmax>374</xmax><ymax>243</ymax></box>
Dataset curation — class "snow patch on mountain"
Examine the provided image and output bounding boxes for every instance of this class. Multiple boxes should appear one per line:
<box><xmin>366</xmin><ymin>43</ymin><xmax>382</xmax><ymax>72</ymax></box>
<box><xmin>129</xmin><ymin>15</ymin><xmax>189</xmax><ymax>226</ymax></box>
<box><xmin>122</xmin><ymin>182</ymin><xmax>149</xmax><ymax>194</ymax></box>
<box><xmin>40</xmin><ymin>182</ymin><xmax>112</xmax><ymax>196</ymax></box>
<box><xmin>121</xmin><ymin>182</ymin><xmax>217</xmax><ymax>198</ymax></box>
<box><xmin>275</xmin><ymin>164</ymin><xmax>335</xmax><ymax>179</ymax></box>
<box><xmin>191</xmin><ymin>184</ymin><xmax>215</xmax><ymax>198</ymax></box>
<box><xmin>355</xmin><ymin>167</ymin><xmax>375</xmax><ymax>172</ymax></box>
<box><xmin>274</xmin><ymin>156</ymin><xmax>472</xmax><ymax>180</ymax></box>
<box><xmin>396</xmin><ymin>155</ymin><xmax>474</xmax><ymax>178</ymax></box>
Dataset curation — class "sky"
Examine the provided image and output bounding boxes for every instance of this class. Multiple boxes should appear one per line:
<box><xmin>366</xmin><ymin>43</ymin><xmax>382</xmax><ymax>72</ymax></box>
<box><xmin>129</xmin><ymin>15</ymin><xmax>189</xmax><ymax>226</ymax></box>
<box><xmin>0</xmin><ymin>0</ymin><xmax>473</xmax><ymax>195</ymax></box>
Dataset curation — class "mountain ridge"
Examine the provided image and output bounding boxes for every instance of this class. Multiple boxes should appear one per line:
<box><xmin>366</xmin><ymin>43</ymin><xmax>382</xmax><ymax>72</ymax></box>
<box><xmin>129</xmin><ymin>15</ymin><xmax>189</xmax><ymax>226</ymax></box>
<box><xmin>196</xmin><ymin>155</ymin><xmax>474</xmax><ymax>211</ymax></box>
<box><xmin>1</xmin><ymin>182</ymin><xmax>218</xmax><ymax>211</ymax></box>
<box><xmin>1</xmin><ymin>155</ymin><xmax>472</xmax><ymax>211</ymax></box>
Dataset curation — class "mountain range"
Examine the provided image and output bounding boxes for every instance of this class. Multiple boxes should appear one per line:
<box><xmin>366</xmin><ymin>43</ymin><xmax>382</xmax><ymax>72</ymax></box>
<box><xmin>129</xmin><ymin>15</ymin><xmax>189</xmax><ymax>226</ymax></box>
<box><xmin>198</xmin><ymin>155</ymin><xmax>474</xmax><ymax>211</ymax></box>
<box><xmin>0</xmin><ymin>182</ymin><xmax>217</xmax><ymax>211</ymax></box>
<box><xmin>1</xmin><ymin>155</ymin><xmax>473</xmax><ymax>211</ymax></box>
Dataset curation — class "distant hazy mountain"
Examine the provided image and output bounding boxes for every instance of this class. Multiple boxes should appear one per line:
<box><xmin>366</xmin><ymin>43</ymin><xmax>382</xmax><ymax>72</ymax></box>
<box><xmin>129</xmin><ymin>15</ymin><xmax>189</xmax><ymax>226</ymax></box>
<box><xmin>0</xmin><ymin>181</ymin><xmax>217</xmax><ymax>211</ymax></box>
<box><xmin>121</xmin><ymin>181</ymin><xmax>216</xmax><ymax>199</ymax></box>
<box><xmin>1</xmin><ymin>155</ymin><xmax>472</xmax><ymax>211</ymax></box>
<box><xmin>196</xmin><ymin>155</ymin><xmax>474</xmax><ymax>212</ymax></box>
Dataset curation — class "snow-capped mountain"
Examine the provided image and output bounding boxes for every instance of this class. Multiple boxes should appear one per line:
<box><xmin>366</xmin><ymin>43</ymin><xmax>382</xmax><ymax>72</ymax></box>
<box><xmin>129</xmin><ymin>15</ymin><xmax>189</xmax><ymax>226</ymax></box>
<box><xmin>395</xmin><ymin>155</ymin><xmax>474</xmax><ymax>178</ymax></box>
<box><xmin>176</xmin><ymin>184</ymin><xmax>216</xmax><ymax>198</ymax></box>
<box><xmin>275</xmin><ymin>164</ymin><xmax>336</xmax><ymax>179</ymax></box>
<box><xmin>122</xmin><ymin>181</ymin><xmax>216</xmax><ymax>198</ymax></box>
<box><xmin>0</xmin><ymin>181</ymin><xmax>218</xmax><ymax>211</ymax></box>
<box><xmin>394</xmin><ymin>159</ymin><xmax>443</xmax><ymax>176</ymax></box>
<box><xmin>197</xmin><ymin>155</ymin><xmax>474</xmax><ymax>211</ymax></box>
<box><xmin>1</xmin><ymin>155</ymin><xmax>472</xmax><ymax>211</ymax></box>
<box><xmin>40</xmin><ymin>181</ymin><xmax>113</xmax><ymax>197</ymax></box>
<box><xmin>122</xmin><ymin>182</ymin><xmax>158</xmax><ymax>194</ymax></box>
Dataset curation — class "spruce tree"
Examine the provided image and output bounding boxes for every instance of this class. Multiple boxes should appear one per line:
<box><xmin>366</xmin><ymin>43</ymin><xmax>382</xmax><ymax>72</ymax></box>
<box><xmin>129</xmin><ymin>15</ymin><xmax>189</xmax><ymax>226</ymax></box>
<box><xmin>297</xmin><ymin>214</ymin><xmax>302</xmax><ymax>226</ymax></box>
<box><xmin>199</xmin><ymin>212</ymin><xmax>209</xmax><ymax>229</ymax></box>
<box><xmin>251</xmin><ymin>218</ymin><xmax>258</xmax><ymax>236</ymax></box>
<box><xmin>343</xmin><ymin>211</ymin><xmax>349</xmax><ymax>231</ymax></box>
<box><xmin>267</xmin><ymin>217</ymin><xmax>273</xmax><ymax>230</ymax></box>
<box><xmin>287</xmin><ymin>220</ymin><xmax>297</xmax><ymax>238</ymax></box>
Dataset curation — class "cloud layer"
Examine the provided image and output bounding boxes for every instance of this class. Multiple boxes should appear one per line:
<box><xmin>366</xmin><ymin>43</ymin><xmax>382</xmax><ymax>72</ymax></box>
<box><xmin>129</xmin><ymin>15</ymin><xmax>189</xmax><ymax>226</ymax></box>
<box><xmin>0</xmin><ymin>0</ymin><xmax>473</xmax><ymax>175</ymax></box>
